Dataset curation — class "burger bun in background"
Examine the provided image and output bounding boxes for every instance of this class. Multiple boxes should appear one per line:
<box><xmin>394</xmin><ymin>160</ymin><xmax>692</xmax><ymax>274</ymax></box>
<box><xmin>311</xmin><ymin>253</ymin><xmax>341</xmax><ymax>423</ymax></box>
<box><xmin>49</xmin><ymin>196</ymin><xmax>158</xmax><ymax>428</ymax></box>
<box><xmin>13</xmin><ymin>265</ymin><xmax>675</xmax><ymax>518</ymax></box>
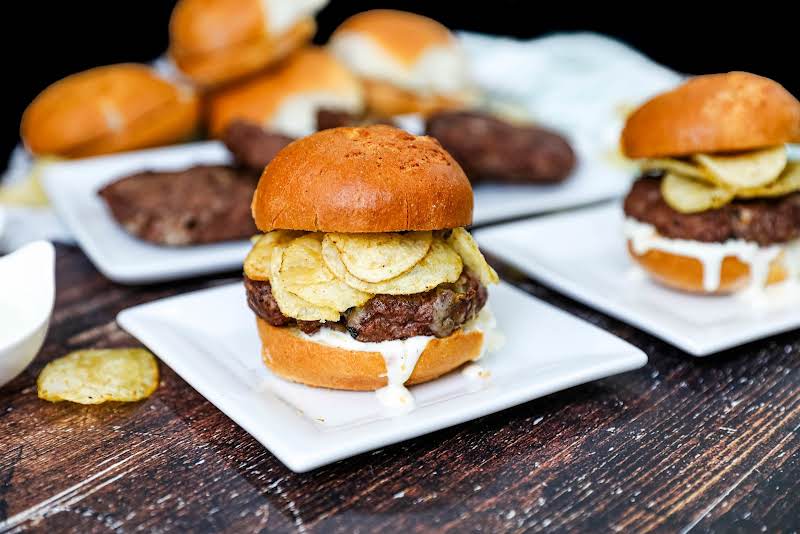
<box><xmin>21</xmin><ymin>64</ymin><xmax>199</xmax><ymax>158</ymax></box>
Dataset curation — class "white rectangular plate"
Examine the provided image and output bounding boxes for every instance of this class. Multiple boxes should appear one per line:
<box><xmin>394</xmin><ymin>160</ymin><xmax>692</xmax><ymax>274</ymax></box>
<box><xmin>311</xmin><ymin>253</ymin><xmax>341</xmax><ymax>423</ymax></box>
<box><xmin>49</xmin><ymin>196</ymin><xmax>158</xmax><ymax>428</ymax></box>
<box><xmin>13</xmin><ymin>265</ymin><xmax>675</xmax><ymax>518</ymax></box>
<box><xmin>475</xmin><ymin>203</ymin><xmax>800</xmax><ymax>356</ymax></box>
<box><xmin>471</xmin><ymin>156</ymin><xmax>630</xmax><ymax>225</ymax></box>
<box><xmin>117</xmin><ymin>281</ymin><xmax>646</xmax><ymax>472</ymax></box>
<box><xmin>40</xmin><ymin>142</ymin><xmax>251</xmax><ymax>284</ymax></box>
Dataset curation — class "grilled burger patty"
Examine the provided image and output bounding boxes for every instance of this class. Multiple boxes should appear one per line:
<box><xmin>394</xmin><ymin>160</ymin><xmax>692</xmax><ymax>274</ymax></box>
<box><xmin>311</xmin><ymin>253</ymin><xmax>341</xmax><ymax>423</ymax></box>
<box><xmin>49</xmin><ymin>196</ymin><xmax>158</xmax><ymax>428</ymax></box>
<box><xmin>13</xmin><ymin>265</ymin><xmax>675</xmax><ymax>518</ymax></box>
<box><xmin>98</xmin><ymin>165</ymin><xmax>259</xmax><ymax>245</ymax></box>
<box><xmin>222</xmin><ymin>120</ymin><xmax>295</xmax><ymax>173</ymax></box>
<box><xmin>425</xmin><ymin>110</ymin><xmax>576</xmax><ymax>184</ymax></box>
<box><xmin>245</xmin><ymin>270</ymin><xmax>488</xmax><ymax>342</ymax></box>
<box><xmin>624</xmin><ymin>176</ymin><xmax>800</xmax><ymax>246</ymax></box>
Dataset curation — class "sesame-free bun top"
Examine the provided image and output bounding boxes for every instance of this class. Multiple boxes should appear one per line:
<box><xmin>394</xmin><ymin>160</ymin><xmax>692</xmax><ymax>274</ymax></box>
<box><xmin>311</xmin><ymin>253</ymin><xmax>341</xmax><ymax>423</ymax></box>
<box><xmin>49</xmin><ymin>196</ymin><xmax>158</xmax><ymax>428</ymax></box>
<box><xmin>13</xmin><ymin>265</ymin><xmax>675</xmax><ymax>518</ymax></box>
<box><xmin>622</xmin><ymin>72</ymin><xmax>800</xmax><ymax>158</ymax></box>
<box><xmin>21</xmin><ymin>64</ymin><xmax>199</xmax><ymax>158</ymax></box>
<box><xmin>328</xmin><ymin>10</ymin><xmax>470</xmax><ymax>99</ymax></box>
<box><xmin>208</xmin><ymin>48</ymin><xmax>363</xmax><ymax>138</ymax></box>
<box><xmin>169</xmin><ymin>0</ymin><xmax>327</xmax><ymax>87</ymax></box>
<box><xmin>252</xmin><ymin>125</ymin><xmax>473</xmax><ymax>232</ymax></box>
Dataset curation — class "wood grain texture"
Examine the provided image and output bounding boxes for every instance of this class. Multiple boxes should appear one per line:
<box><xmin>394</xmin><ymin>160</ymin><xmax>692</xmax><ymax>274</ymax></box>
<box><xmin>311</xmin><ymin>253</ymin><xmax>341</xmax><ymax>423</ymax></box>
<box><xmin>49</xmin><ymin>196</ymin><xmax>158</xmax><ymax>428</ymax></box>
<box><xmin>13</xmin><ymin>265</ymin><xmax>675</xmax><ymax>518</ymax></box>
<box><xmin>1</xmin><ymin>244</ymin><xmax>799</xmax><ymax>533</ymax></box>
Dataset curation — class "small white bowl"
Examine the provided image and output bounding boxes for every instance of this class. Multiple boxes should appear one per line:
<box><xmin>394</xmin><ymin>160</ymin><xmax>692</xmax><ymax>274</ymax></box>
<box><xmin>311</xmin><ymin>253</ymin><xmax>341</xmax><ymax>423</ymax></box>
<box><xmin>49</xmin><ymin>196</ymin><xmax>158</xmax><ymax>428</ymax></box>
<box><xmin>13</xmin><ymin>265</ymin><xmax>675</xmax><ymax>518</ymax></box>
<box><xmin>0</xmin><ymin>241</ymin><xmax>55</xmax><ymax>387</ymax></box>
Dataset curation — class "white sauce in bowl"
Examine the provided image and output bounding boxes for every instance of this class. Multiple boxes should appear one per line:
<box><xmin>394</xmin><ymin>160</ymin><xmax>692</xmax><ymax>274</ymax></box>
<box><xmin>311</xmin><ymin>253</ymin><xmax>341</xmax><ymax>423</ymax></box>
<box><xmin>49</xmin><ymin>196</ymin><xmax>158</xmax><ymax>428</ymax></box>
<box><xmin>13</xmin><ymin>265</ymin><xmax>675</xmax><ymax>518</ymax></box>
<box><xmin>300</xmin><ymin>306</ymin><xmax>501</xmax><ymax>413</ymax></box>
<box><xmin>623</xmin><ymin>217</ymin><xmax>795</xmax><ymax>292</ymax></box>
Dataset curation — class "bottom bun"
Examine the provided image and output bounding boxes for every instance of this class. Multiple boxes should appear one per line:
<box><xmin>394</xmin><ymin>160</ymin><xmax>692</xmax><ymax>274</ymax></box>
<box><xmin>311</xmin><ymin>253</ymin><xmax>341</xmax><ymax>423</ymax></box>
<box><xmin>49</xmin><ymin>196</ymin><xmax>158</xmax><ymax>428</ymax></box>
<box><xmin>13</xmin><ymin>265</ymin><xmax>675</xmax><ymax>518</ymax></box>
<box><xmin>256</xmin><ymin>318</ymin><xmax>484</xmax><ymax>391</ymax></box>
<box><xmin>363</xmin><ymin>78</ymin><xmax>470</xmax><ymax>117</ymax></box>
<box><xmin>627</xmin><ymin>242</ymin><xmax>788</xmax><ymax>294</ymax></box>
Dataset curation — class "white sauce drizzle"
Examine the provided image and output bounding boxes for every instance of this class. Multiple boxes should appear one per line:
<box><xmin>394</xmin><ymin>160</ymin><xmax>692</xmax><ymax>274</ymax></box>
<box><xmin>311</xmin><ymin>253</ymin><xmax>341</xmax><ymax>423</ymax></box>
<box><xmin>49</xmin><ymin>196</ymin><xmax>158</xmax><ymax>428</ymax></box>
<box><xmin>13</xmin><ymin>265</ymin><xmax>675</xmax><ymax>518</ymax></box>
<box><xmin>624</xmin><ymin>217</ymin><xmax>786</xmax><ymax>292</ymax></box>
<box><xmin>461</xmin><ymin>363</ymin><xmax>491</xmax><ymax>380</ymax></box>
<box><xmin>300</xmin><ymin>307</ymin><xmax>501</xmax><ymax>414</ymax></box>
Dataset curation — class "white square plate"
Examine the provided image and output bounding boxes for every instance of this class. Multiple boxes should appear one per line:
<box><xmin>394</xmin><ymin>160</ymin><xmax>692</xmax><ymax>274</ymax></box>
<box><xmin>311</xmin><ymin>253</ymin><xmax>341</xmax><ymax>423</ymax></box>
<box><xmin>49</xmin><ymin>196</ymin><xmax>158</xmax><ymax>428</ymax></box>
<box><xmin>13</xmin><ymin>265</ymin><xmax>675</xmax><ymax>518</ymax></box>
<box><xmin>475</xmin><ymin>203</ymin><xmax>800</xmax><ymax>356</ymax></box>
<box><xmin>117</xmin><ymin>281</ymin><xmax>646</xmax><ymax>472</ymax></box>
<box><xmin>471</xmin><ymin>157</ymin><xmax>629</xmax><ymax>225</ymax></box>
<box><xmin>40</xmin><ymin>142</ymin><xmax>252</xmax><ymax>284</ymax></box>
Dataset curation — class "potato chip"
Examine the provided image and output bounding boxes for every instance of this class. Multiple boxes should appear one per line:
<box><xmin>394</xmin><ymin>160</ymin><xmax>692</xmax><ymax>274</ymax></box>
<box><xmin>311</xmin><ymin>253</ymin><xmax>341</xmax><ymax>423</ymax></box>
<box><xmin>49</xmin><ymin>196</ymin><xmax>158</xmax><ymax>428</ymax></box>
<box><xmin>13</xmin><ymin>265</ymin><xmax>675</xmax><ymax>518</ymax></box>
<box><xmin>639</xmin><ymin>158</ymin><xmax>712</xmax><ymax>182</ymax></box>
<box><xmin>244</xmin><ymin>230</ymin><xmax>304</xmax><ymax>281</ymax></box>
<box><xmin>270</xmin><ymin>242</ymin><xmax>341</xmax><ymax>321</ymax></box>
<box><xmin>447</xmin><ymin>227</ymin><xmax>499</xmax><ymax>286</ymax></box>
<box><xmin>328</xmin><ymin>231</ymin><xmax>432</xmax><ymax>283</ymax></box>
<box><xmin>661</xmin><ymin>172</ymin><xmax>734</xmax><ymax>214</ymax></box>
<box><xmin>280</xmin><ymin>234</ymin><xmax>335</xmax><ymax>285</ymax></box>
<box><xmin>736</xmin><ymin>162</ymin><xmax>800</xmax><ymax>198</ymax></box>
<box><xmin>323</xmin><ymin>237</ymin><xmax>462</xmax><ymax>295</ymax></box>
<box><xmin>694</xmin><ymin>145</ymin><xmax>787</xmax><ymax>189</ymax></box>
<box><xmin>280</xmin><ymin>234</ymin><xmax>372</xmax><ymax>311</ymax></box>
<box><xmin>37</xmin><ymin>348</ymin><xmax>159</xmax><ymax>404</ymax></box>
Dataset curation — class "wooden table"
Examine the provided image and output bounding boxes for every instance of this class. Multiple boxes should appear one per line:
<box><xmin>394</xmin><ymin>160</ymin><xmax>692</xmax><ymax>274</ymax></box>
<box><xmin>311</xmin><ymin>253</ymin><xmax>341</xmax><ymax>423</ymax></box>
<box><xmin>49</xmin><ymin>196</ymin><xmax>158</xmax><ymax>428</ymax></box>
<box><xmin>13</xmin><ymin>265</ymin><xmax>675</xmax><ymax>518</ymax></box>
<box><xmin>1</xmin><ymin>244</ymin><xmax>798</xmax><ymax>533</ymax></box>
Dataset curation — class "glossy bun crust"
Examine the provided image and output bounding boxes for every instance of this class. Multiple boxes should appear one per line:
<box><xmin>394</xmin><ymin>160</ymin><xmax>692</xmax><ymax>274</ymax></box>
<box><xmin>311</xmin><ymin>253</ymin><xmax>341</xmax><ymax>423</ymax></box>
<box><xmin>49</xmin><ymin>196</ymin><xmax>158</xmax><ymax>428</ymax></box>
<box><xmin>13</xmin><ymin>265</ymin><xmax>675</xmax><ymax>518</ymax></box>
<box><xmin>622</xmin><ymin>72</ymin><xmax>800</xmax><ymax>158</ymax></box>
<box><xmin>251</xmin><ymin>125</ymin><xmax>473</xmax><ymax>232</ymax></box>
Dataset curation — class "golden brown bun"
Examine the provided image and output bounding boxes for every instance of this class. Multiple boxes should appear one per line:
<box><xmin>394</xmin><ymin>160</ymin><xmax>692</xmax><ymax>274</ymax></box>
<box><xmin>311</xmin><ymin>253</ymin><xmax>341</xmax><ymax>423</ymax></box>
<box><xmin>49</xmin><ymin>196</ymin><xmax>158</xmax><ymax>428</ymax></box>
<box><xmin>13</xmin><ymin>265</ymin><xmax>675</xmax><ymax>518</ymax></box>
<box><xmin>169</xmin><ymin>0</ymin><xmax>315</xmax><ymax>88</ymax></box>
<box><xmin>257</xmin><ymin>318</ymin><xmax>483</xmax><ymax>390</ymax></box>
<box><xmin>363</xmin><ymin>78</ymin><xmax>470</xmax><ymax>117</ymax></box>
<box><xmin>627</xmin><ymin>242</ymin><xmax>788</xmax><ymax>294</ymax></box>
<box><xmin>252</xmin><ymin>125</ymin><xmax>473</xmax><ymax>232</ymax></box>
<box><xmin>332</xmin><ymin>9</ymin><xmax>453</xmax><ymax>66</ymax></box>
<box><xmin>21</xmin><ymin>64</ymin><xmax>199</xmax><ymax>158</ymax></box>
<box><xmin>208</xmin><ymin>48</ymin><xmax>361</xmax><ymax>136</ymax></box>
<box><xmin>622</xmin><ymin>72</ymin><xmax>800</xmax><ymax>158</ymax></box>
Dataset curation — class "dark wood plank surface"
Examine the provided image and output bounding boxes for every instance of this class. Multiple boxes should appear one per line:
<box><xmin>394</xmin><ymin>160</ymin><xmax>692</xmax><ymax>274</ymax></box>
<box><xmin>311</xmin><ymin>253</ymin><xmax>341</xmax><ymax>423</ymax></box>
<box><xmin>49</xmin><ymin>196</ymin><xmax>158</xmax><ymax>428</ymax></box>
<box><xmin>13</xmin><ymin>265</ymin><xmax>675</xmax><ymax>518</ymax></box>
<box><xmin>1</xmin><ymin>244</ymin><xmax>799</xmax><ymax>533</ymax></box>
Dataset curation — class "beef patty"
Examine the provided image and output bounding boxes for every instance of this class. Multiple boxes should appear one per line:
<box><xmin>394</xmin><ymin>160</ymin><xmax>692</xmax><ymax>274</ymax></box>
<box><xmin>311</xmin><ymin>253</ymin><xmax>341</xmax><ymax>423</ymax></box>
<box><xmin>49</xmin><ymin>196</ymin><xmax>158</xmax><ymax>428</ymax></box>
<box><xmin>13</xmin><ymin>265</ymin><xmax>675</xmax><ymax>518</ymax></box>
<box><xmin>624</xmin><ymin>176</ymin><xmax>800</xmax><ymax>246</ymax></box>
<box><xmin>425</xmin><ymin>110</ymin><xmax>576</xmax><ymax>184</ymax></box>
<box><xmin>245</xmin><ymin>270</ymin><xmax>488</xmax><ymax>342</ymax></box>
<box><xmin>222</xmin><ymin>120</ymin><xmax>294</xmax><ymax>172</ymax></box>
<box><xmin>98</xmin><ymin>165</ymin><xmax>259</xmax><ymax>245</ymax></box>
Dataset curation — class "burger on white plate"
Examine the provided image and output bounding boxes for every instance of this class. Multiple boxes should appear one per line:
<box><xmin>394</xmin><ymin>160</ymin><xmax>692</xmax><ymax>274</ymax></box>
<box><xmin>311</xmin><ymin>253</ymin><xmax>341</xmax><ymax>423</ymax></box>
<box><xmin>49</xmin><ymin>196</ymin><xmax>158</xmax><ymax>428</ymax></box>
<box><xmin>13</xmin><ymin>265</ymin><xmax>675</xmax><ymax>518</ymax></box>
<box><xmin>243</xmin><ymin>125</ymin><xmax>501</xmax><ymax>411</ymax></box>
<box><xmin>621</xmin><ymin>72</ymin><xmax>800</xmax><ymax>294</ymax></box>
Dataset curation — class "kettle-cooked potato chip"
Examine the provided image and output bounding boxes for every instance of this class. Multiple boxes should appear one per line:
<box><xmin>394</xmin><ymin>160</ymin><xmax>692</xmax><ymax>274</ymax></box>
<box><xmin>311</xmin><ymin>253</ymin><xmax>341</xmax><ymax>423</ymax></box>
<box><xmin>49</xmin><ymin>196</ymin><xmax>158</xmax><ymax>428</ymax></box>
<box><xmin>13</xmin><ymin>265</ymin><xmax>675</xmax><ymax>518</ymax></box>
<box><xmin>280</xmin><ymin>234</ymin><xmax>335</xmax><ymax>285</ymax></box>
<box><xmin>736</xmin><ymin>162</ymin><xmax>800</xmax><ymax>198</ymax></box>
<box><xmin>37</xmin><ymin>348</ymin><xmax>159</xmax><ymax>404</ymax></box>
<box><xmin>270</xmin><ymin>243</ymin><xmax>341</xmax><ymax>321</ymax></box>
<box><xmin>447</xmin><ymin>227</ymin><xmax>499</xmax><ymax>286</ymax></box>
<box><xmin>639</xmin><ymin>158</ymin><xmax>712</xmax><ymax>181</ymax></box>
<box><xmin>661</xmin><ymin>172</ymin><xmax>734</xmax><ymax>213</ymax></box>
<box><xmin>328</xmin><ymin>231</ymin><xmax>432</xmax><ymax>283</ymax></box>
<box><xmin>280</xmin><ymin>234</ymin><xmax>371</xmax><ymax>311</ymax></box>
<box><xmin>694</xmin><ymin>145</ymin><xmax>787</xmax><ymax>189</ymax></box>
<box><xmin>244</xmin><ymin>230</ymin><xmax>305</xmax><ymax>281</ymax></box>
<box><xmin>323</xmin><ymin>237</ymin><xmax>462</xmax><ymax>295</ymax></box>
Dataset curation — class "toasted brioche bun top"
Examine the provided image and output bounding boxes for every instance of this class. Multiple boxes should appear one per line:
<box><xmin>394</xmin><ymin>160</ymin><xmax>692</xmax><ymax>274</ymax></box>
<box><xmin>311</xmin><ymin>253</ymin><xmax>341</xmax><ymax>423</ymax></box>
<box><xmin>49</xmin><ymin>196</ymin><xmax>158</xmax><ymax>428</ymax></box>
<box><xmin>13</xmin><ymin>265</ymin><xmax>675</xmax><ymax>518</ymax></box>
<box><xmin>170</xmin><ymin>0</ymin><xmax>326</xmax><ymax>56</ymax></box>
<box><xmin>208</xmin><ymin>48</ymin><xmax>363</xmax><ymax>137</ymax></box>
<box><xmin>622</xmin><ymin>72</ymin><xmax>800</xmax><ymax>158</ymax></box>
<box><xmin>252</xmin><ymin>125</ymin><xmax>473</xmax><ymax>232</ymax></box>
<box><xmin>21</xmin><ymin>64</ymin><xmax>197</xmax><ymax>157</ymax></box>
<box><xmin>331</xmin><ymin>9</ymin><xmax>454</xmax><ymax>66</ymax></box>
<box><xmin>328</xmin><ymin>10</ymin><xmax>469</xmax><ymax>98</ymax></box>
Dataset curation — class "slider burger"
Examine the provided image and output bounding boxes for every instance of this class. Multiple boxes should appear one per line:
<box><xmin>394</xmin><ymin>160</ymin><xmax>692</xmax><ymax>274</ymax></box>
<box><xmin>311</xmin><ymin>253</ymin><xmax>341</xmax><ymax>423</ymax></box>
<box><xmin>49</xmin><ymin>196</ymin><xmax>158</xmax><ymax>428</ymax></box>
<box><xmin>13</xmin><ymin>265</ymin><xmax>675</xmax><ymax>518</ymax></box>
<box><xmin>169</xmin><ymin>0</ymin><xmax>327</xmax><ymax>88</ymax></box>
<box><xmin>328</xmin><ymin>10</ymin><xmax>476</xmax><ymax>116</ymax></box>
<box><xmin>209</xmin><ymin>48</ymin><xmax>364</xmax><ymax>138</ymax></box>
<box><xmin>621</xmin><ymin>72</ymin><xmax>800</xmax><ymax>294</ymax></box>
<box><xmin>22</xmin><ymin>64</ymin><xmax>199</xmax><ymax>158</ymax></box>
<box><xmin>244</xmin><ymin>125</ymin><xmax>500</xmax><ymax>410</ymax></box>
